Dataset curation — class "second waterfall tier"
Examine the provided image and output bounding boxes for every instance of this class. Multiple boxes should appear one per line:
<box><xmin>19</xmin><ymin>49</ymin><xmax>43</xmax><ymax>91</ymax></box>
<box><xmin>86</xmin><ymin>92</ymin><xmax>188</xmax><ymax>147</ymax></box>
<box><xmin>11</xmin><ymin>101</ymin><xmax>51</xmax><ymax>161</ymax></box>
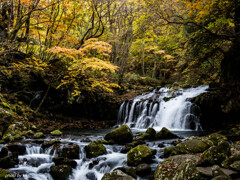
<box><xmin>118</xmin><ymin>85</ymin><xmax>209</xmax><ymax>131</ymax></box>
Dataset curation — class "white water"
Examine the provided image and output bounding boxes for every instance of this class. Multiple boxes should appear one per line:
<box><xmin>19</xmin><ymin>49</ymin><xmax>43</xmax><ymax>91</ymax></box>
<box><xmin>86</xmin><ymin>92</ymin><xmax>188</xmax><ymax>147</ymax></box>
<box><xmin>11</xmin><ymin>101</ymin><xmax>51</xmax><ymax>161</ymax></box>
<box><xmin>118</xmin><ymin>85</ymin><xmax>209</xmax><ymax>131</ymax></box>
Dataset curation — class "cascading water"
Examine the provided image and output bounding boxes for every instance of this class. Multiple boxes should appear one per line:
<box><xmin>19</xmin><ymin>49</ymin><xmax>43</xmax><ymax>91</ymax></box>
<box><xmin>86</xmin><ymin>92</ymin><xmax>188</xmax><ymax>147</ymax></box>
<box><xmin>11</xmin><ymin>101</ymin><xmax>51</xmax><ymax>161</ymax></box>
<box><xmin>118</xmin><ymin>85</ymin><xmax>209</xmax><ymax>131</ymax></box>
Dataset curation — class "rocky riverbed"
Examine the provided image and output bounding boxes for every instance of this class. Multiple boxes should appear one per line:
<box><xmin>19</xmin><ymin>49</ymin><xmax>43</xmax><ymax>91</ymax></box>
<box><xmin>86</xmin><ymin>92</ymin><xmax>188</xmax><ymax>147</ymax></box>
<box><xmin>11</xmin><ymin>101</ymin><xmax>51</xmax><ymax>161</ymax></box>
<box><xmin>0</xmin><ymin>125</ymin><xmax>240</xmax><ymax>180</ymax></box>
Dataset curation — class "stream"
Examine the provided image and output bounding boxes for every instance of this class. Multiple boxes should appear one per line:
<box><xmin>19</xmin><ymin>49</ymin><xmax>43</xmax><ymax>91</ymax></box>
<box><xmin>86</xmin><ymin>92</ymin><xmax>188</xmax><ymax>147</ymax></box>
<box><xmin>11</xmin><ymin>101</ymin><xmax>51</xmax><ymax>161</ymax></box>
<box><xmin>0</xmin><ymin>86</ymin><xmax>209</xmax><ymax>180</ymax></box>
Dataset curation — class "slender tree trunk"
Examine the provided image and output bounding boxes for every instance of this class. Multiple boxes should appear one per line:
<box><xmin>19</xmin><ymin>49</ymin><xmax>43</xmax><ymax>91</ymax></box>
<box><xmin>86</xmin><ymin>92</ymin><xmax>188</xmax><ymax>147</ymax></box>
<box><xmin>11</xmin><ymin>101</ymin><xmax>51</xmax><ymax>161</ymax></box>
<box><xmin>35</xmin><ymin>85</ymin><xmax>50</xmax><ymax>113</ymax></box>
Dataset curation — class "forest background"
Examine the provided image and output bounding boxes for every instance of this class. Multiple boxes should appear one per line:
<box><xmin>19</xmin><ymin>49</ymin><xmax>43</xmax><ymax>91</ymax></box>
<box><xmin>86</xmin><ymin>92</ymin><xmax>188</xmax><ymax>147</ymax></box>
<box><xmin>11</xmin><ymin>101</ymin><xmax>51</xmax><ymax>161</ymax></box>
<box><xmin>0</xmin><ymin>0</ymin><xmax>239</xmax><ymax>130</ymax></box>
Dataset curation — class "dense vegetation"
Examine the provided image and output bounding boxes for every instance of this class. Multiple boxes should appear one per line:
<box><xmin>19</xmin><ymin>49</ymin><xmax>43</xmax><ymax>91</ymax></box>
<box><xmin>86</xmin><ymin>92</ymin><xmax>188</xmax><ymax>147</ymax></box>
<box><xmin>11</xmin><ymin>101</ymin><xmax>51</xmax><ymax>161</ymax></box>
<box><xmin>0</xmin><ymin>0</ymin><xmax>239</xmax><ymax>125</ymax></box>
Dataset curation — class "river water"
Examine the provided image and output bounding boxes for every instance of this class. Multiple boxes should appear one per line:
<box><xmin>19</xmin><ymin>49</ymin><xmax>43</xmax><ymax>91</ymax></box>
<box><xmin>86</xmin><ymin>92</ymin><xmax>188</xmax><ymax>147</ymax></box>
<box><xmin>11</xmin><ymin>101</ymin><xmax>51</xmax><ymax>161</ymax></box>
<box><xmin>0</xmin><ymin>86</ymin><xmax>209</xmax><ymax>180</ymax></box>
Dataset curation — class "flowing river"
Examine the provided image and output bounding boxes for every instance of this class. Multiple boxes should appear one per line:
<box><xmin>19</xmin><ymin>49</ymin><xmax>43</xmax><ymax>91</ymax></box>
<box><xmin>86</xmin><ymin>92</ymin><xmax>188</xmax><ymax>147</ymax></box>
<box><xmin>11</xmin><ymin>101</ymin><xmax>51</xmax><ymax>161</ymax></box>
<box><xmin>0</xmin><ymin>86</ymin><xmax>209</xmax><ymax>180</ymax></box>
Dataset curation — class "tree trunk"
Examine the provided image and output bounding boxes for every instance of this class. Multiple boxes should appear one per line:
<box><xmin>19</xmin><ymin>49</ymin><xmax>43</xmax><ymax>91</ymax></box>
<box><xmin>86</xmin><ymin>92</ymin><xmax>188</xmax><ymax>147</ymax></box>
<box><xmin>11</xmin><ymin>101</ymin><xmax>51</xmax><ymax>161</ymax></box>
<box><xmin>35</xmin><ymin>85</ymin><xmax>50</xmax><ymax>113</ymax></box>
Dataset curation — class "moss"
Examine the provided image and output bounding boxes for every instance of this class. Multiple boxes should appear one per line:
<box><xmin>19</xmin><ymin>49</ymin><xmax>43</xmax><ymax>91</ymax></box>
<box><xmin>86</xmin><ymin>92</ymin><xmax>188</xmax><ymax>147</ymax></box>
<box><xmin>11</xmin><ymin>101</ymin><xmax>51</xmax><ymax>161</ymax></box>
<box><xmin>50</xmin><ymin>165</ymin><xmax>72</xmax><ymax>180</ymax></box>
<box><xmin>1</xmin><ymin>102</ymin><xmax>11</xmax><ymax>109</ymax></box>
<box><xmin>163</xmin><ymin>97</ymin><xmax>172</xmax><ymax>102</ymax></box>
<box><xmin>50</xmin><ymin>130</ymin><xmax>63</xmax><ymax>136</ymax></box>
<box><xmin>85</xmin><ymin>140</ymin><xmax>107</xmax><ymax>158</ymax></box>
<box><xmin>176</xmin><ymin>137</ymin><xmax>211</xmax><ymax>154</ymax></box>
<box><xmin>0</xmin><ymin>168</ymin><xmax>14</xmax><ymax>180</ymax></box>
<box><xmin>0</xmin><ymin>156</ymin><xmax>14</xmax><ymax>169</ymax></box>
<box><xmin>127</xmin><ymin>145</ymin><xmax>156</xmax><ymax>166</ymax></box>
<box><xmin>61</xmin><ymin>144</ymin><xmax>80</xmax><ymax>159</ymax></box>
<box><xmin>155</xmin><ymin>127</ymin><xmax>178</xmax><ymax>139</ymax></box>
<box><xmin>208</xmin><ymin>133</ymin><xmax>228</xmax><ymax>145</ymax></box>
<box><xmin>33</xmin><ymin>132</ymin><xmax>45</xmax><ymax>139</ymax></box>
<box><xmin>104</xmin><ymin>125</ymin><xmax>133</xmax><ymax>144</ymax></box>
<box><xmin>101</xmin><ymin>139</ymin><xmax>115</xmax><ymax>145</ymax></box>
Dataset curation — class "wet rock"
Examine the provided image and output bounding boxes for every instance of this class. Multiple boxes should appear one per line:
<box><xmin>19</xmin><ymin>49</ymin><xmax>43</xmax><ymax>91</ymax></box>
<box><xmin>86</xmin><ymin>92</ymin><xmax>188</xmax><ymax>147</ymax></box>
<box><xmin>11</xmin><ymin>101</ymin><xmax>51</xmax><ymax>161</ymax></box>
<box><xmin>154</xmin><ymin>154</ymin><xmax>200</xmax><ymax>180</ymax></box>
<box><xmin>104</xmin><ymin>125</ymin><xmax>133</xmax><ymax>144</ymax></box>
<box><xmin>230</xmin><ymin>161</ymin><xmax>240</xmax><ymax>171</ymax></box>
<box><xmin>136</xmin><ymin>163</ymin><xmax>151</xmax><ymax>177</ymax></box>
<box><xmin>139</xmin><ymin>128</ymin><xmax>156</xmax><ymax>140</ymax></box>
<box><xmin>201</xmin><ymin>141</ymin><xmax>231</xmax><ymax>165</ymax></box>
<box><xmin>52</xmin><ymin>157</ymin><xmax>77</xmax><ymax>168</ymax></box>
<box><xmin>115</xmin><ymin>166</ymin><xmax>136</xmax><ymax>178</ymax></box>
<box><xmin>50</xmin><ymin>130</ymin><xmax>62</xmax><ymax>136</ymax></box>
<box><xmin>0</xmin><ymin>168</ymin><xmax>14</xmax><ymax>180</ymax></box>
<box><xmin>42</xmin><ymin>140</ymin><xmax>60</xmax><ymax>149</ymax></box>
<box><xmin>222</xmin><ymin>151</ymin><xmax>240</xmax><ymax>168</ymax></box>
<box><xmin>127</xmin><ymin>145</ymin><xmax>156</xmax><ymax>166</ymax></box>
<box><xmin>158</xmin><ymin>143</ymin><xmax>165</xmax><ymax>148</ymax></box>
<box><xmin>212</xmin><ymin>165</ymin><xmax>229</xmax><ymax>177</ymax></box>
<box><xmin>0</xmin><ymin>156</ymin><xmax>14</xmax><ymax>169</ymax></box>
<box><xmin>7</xmin><ymin>142</ymin><xmax>26</xmax><ymax>155</ymax></box>
<box><xmin>196</xmin><ymin>166</ymin><xmax>238</xmax><ymax>178</ymax></box>
<box><xmin>176</xmin><ymin>136</ymin><xmax>212</xmax><ymax>154</ymax></box>
<box><xmin>155</xmin><ymin>127</ymin><xmax>178</xmax><ymax>140</ymax></box>
<box><xmin>88</xmin><ymin>160</ymin><xmax>99</xmax><ymax>169</ymax></box>
<box><xmin>86</xmin><ymin>172</ymin><xmax>97</xmax><ymax>180</ymax></box>
<box><xmin>33</xmin><ymin>132</ymin><xmax>45</xmax><ymax>139</ymax></box>
<box><xmin>0</xmin><ymin>147</ymin><xmax>8</xmax><ymax>158</ymax></box>
<box><xmin>101</xmin><ymin>139</ymin><xmax>115</xmax><ymax>145</ymax></box>
<box><xmin>50</xmin><ymin>165</ymin><xmax>72</xmax><ymax>180</ymax></box>
<box><xmin>101</xmin><ymin>169</ymin><xmax>136</xmax><ymax>180</ymax></box>
<box><xmin>85</xmin><ymin>140</ymin><xmax>107</xmax><ymax>158</ymax></box>
<box><xmin>61</xmin><ymin>144</ymin><xmax>79</xmax><ymax>159</ymax></box>
<box><xmin>208</xmin><ymin>133</ymin><xmax>228</xmax><ymax>145</ymax></box>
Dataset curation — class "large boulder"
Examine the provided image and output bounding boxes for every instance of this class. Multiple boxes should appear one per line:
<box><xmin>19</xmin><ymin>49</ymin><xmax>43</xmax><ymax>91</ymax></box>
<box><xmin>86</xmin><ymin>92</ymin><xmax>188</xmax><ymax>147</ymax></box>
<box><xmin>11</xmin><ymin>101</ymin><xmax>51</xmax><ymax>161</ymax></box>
<box><xmin>104</xmin><ymin>125</ymin><xmax>133</xmax><ymax>144</ymax></box>
<box><xmin>0</xmin><ymin>168</ymin><xmax>14</xmax><ymax>180</ymax></box>
<box><xmin>101</xmin><ymin>169</ymin><xmax>136</xmax><ymax>180</ymax></box>
<box><xmin>50</xmin><ymin>165</ymin><xmax>72</xmax><ymax>180</ymax></box>
<box><xmin>176</xmin><ymin>136</ymin><xmax>212</xmax><ymax>154</ymax></box>
<box><xmin>7</xmin><ymin>142</ymin><xmax>26</xmax><ymax>155</ymax></box>
<box><xmin>127</xmin><ymin>145</ymin><xmax>156</xmax><ymax>166</ymax></box>
<box><xmin>136</xmin><ymin>163</ymin><xmax>151</xmax><ymax>177</ymax></box>
<box><xmin>154</xmin><ymin>154</ymin><xmax>200</xmax><ymax>180</ymax></box>
<box><xmin>60</xmin><ymin>144</ymin><xmax>79</xmax><ymax>159</ymax></box>
<box><xmin>163</xmin><ymin>136</ymin><xmax>212</xmax><ymax>158</ymax></box>
<box><xmin>155</xmin><ymin>127</ymin><xmax>178</xmax><ymax>139</ymax></box>
<box><xmin>201</xmin><ymin>141</ymin><xmax>231</xmax><ymax>165</ymax></box>
<box><xmin>138</xmin><ymin>128</ymin><xmax>156</xmax><ymax>140</ymax></box>
<box><xmin>52</xmin><ymin>157</ymin><xmax>77</xmax><ymax>168</ymax></box>
<box><xmin>85</xmin><ymin>140</ymin><xmax>107</xmax><ymax>158</ymax></box>
<box><xmin>0</xmin><ymin>156</ymin><xmax>14</xmax><ymax>169</ymax></box>
<box><xmin>0</xmin><ymin>147</ymin><xmax>8</xmax><ymax>158</ymax></box>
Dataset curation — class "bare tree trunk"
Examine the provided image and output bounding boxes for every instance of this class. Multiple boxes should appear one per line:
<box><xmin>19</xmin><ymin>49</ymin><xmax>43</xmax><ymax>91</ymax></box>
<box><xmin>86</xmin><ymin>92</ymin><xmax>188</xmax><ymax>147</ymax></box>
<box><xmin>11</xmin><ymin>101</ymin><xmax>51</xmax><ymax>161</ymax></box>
<box><xmin>35</xmin><ymin>85</ymin><xmax>50</xmax><ymax>113</ymax></box>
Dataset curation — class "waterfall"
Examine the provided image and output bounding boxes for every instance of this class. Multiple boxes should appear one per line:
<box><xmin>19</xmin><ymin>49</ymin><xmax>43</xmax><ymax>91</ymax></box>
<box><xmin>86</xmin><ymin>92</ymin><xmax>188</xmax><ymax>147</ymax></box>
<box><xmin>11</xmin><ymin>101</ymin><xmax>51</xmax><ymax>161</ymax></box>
<box><xmin>118</xmin><ymin>85</ymin><xmax>209</xmax><ymax>130</ymax></box>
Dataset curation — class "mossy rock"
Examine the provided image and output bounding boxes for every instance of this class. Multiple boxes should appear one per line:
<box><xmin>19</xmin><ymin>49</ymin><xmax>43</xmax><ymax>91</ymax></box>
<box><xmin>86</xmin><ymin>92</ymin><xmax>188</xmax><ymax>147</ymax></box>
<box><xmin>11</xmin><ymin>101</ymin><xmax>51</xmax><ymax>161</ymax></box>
<box><xmin>52</xmin><ymin>157</ymin><xmax>77</xmax><ymax>168</ymax></box>
<box><xmin>127</xmin><ymin>145</ymin><xmax>156</xmax><ymax>166</ymax></box>
<box><xmin>115</xmin><ymin>166</ymin><xmax>136</xmax><ymax>178</ymax></box>
<box><xmin>85</xmin><ymin>140</ymin><xmax>107</xmax><ymax>158</ymax></box>
<box><xmin>176</xmin><ymin>136</ymin><xmax>212</xmax><ymax>154</ymax></box>
<box><xmin>50</xmin><ymin>165</ymin><xmax>72</xmax><ymax>180</ymax></box>
<box><xmin>155</xmin><ymin>127</ymin><xmax>178</xmax><ymax>140</ymax></box>
<box><xmin>33</xmin><ymin>132</ymin><xmax>45</xmax><ymax>139</ymax></box>
<box><xmin>42</xmin><ymin>140</ymin><xmax>60</xmax><ymax>149</ymax></box>
<box><xmin>101</xmin><ymin>139</ymin><xmax>115</xmax><ymax>145</ymax></box>
<box><xmin>7</xmin><ymin>142</ymin><xmax>26</xmax><ymax>155</ymax></box>
<box><xmin>136</xmin><ymin>163</ymin><xmax>151</xmax><ymax>177</ymax></box>
<box><xmin>0</xmin><ymin>156</ymin><xmax>14</xmax><ymax>169</ymax></box>
<box><xmin>208</xmin><ymin>133</ymin><xmax>228</xmax><ymax>145</ymax></box>
<box><xmin>0</xmin><ymin>147</ymin><xmax>8</xmax><ymax>158</ymax></box>
<box><xmin>104</xmin><ymin>125</ymin><xmax>133</xmax><ymax>144</ymax></box>
<box><xmin>154</xmin><ymin>154</ymin><xmax>200</xmax><ymax>180</ymax></box>
<box><xmin>61</xmin><ymin>144</ymin><xmax>79</xmax><ymax>159</ymax></box>
<box><xmin>201</xmin><ymin>141</ymin><xmax>231</xmax><ymax>166</ymax></box>
<box><xmin>222</xmin><ymin>151</ymin><xmax>240</xmax><ymax>168</ymax></box>
<box><xmin>0</xmin><ymin>168</ymin><xmax>14</xmax><ymax>180</ymax></box>
<box><xmin>145</xmin><ymin>128</ymin><xmax>156</xmax><ymax>140</ymax></box>
<box><xmin>101</xmin><ymin>169</ymin><xmax>136</xmax><ymax>180</ymax></box>
<box><xmin>50</xmin><ymin>130</ymin><xmax>62</xmax><ymax>136</ymax></box>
